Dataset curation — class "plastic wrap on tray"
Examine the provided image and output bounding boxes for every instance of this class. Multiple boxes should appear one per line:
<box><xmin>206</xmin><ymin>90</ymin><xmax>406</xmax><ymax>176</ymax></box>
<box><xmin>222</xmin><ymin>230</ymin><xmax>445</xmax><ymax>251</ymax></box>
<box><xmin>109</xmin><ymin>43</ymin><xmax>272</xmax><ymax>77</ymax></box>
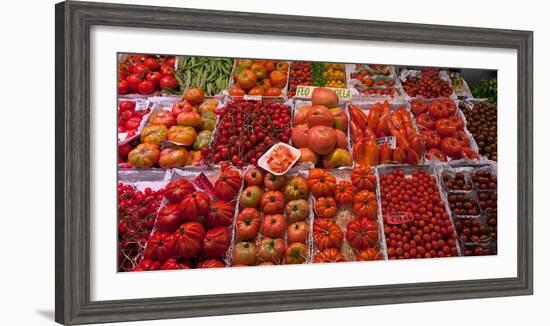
<box><xmin>376</xmin><ymin>164</ymin><xmax>462</xmax><ymax>259</ymax></box>
<box><xmin>118</xmin><ymin>98</ymin><xmax>153</xmax><ymax>145</ymax></box>
<box><xmin>309</xmin><ymin>167</ymin><xmax>387</xmax><ymax>263</ymax></box>
<box><xmin>226</xmin><ymin>166</ymin><xmax>314</xmax><ymax>266</ymax></box>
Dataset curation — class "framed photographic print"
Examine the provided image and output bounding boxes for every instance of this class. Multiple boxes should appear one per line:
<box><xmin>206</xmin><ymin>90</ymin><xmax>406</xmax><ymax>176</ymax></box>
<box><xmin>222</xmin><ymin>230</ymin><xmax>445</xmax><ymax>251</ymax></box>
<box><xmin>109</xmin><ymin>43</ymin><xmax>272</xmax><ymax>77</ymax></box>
<box><xmin>55</xmin><ymin>0</ymin><xmax>533</xmax><ymax>324</ymax></box>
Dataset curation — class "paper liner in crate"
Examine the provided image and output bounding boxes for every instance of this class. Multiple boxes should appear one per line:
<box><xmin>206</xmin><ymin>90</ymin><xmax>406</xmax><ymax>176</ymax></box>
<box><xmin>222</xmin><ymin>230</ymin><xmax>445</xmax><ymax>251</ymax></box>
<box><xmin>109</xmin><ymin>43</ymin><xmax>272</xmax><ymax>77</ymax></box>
<box><xmin>375</xmin><ymin>164</ymin><xmax>462</xmax><ymax>258</ymax></box>
<box><xmin>399</xmin><ymin>68</ymin><xmax>457</xmax><ymax>101</ymax></box>
<box><xmin>118</xmin><ymin>98</ymin><xmax>153</xmax><ymax>145</ymax></box>
<box><xmin>309</xmin><ymin>167</ymin><xmax>387</xmax><ymax>263</ymax></box>
<box><xmin>226</xmin><ymin>165</ymin><xmax>314</xmax><ymax>266</ymax></box>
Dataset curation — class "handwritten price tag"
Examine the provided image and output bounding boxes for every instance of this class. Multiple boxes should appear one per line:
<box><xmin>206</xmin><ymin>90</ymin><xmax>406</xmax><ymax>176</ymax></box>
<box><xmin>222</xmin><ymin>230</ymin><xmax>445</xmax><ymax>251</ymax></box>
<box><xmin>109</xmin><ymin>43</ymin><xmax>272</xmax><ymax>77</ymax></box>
<box><xmin>460</xmin><ymin>100</ymin><xmax>475</xmax><ymax>111</ymax></box>
<box><xmin>192</xmin><ymin>173</ymin><xmax>215</xmax><ymax>197</ymax></box>
<box><xmin>243</xmin><ymin>95</ymin><xmax>262</xmax><ymax>101</ymax></box>
<box><xmin>376</xmin><ymin>136</ymin><xmax>396</xmax><ymax>149</ymax></box>
<box><xmin>384</xmin><ymin>212</ymin><xmax>415</xmax><ymax>225</ymax></box>
<box><xmin>295</xmin><ymin>85</ymin><xmax>352</xmax><ymax>101</ymax></box>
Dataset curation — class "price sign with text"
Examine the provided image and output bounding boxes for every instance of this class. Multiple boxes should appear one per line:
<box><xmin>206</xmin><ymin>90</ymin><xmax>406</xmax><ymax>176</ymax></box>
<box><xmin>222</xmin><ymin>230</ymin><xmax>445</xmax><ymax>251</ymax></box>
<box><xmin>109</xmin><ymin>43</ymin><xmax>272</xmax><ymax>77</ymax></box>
<box><xmin>295</xmin><ymin>85</ymin><xmax>352</xmax><ymax>101</ymax></box>
<box><xmin>384</xmin><ymin>211</ymin><xmax>415</xmax><ymax>225</ymax></box>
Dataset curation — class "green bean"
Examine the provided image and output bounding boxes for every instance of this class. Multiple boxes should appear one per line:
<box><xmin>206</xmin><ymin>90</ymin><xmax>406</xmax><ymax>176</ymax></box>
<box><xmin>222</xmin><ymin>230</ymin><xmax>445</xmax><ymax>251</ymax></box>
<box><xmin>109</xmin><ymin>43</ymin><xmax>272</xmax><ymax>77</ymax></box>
<box><xmin>175</xmin><ymin>56</ymin><xmax>233</xmax><ymax>96</ymax></box>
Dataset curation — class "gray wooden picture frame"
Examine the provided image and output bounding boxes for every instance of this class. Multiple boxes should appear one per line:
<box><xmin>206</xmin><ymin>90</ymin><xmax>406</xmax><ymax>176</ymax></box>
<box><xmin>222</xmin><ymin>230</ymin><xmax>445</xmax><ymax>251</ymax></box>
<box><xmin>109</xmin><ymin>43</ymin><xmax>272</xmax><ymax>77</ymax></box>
<box><xmin>55</xmin><ymin>1</ymin><xmax>533</xmax><ymax>324</ymax></box>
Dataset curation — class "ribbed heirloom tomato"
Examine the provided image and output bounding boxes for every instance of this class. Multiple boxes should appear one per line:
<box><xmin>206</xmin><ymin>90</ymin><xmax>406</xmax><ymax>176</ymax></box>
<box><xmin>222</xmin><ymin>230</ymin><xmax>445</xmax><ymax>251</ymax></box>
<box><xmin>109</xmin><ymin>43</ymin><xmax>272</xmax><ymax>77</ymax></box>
<box><xmin>257</xmin><ymin>237</ymin><xmax>286</xmax><ymax>263</ymax></box>
<box><xmin>283</xmin><ymin>176</ymin><xmax>309</xmax><ymax>201</ymax></box>
<box><xmin>334</xmin><ymin>181</ymin><xmax>354</xmax><ymax>205</ymax></box>
<box><xmin>352</xmin><ymin>190</ymin><xmax>378</xmax><ymax>219</ymax></box>
<box><xmin>155</xmin><ymin>204</ymin><xmax>183</xmax><ymax>233</ymax></box>
<box><xmin>164</xmin><ymin>179</ymin><xmax>196</xmax><ymax>204</ymax></box>
<box><xmin>346</xmin><ymin>218</ymin><xmax>380</xmax><ymax>250</ymax></box>
<box><xmin>351</xmin><ymin>165</ymin><xmax>376</xmax><ymax>191</ymax></box>
<box><xmin>214</xmin><ymin>168</ymin><xmax>242</xmax><ymax>201</ymax></box>
<box><xmin>260</xmin><ymin>191</ymin><xmax>285</xmax><ymax>214</ymax></box>
<box><xmin>179</xmin><ymin>192</ymin><xmax>211</xmax><ymax>222</ymax></box>
<box><xmin>172</xmin><ymin>221</ymin><xmax>205</xmax><ymax>259</ymax></box>
<box><xmin>313</xmin><ymin>218</ymin><xmax>343</xmax><ymax>250</ymax></box>
<box><xmin>315</xmin><ymin>197</ymin><xmax>337</xmax><ymax>219</ymax></box>
<box><xmin>307</xmin><ymin>168</ymin><xmax>336</xmax><ymax>197</ymax></box>
<box><xmin>160</xmin><ymin>258</ymin><xmax>191</xmax><ymax>270</ymax></box>
<box><xmin>143</xmin><ymin>232</ymin><xmax>174</xmax><ymax>263</ymax></box>
<box><xmin>285</xmin><ymin>199</ymin><xmax>309</xmax><ymax>223</ymax></box>
<box><xmin>314</xmin><ymin>248</ymin><xmax>346</xmax><ymax>263</ymax></box>
<box><xmin>285</xmin><ymin>242</ymin><xmax>308</xmax><ymax>264</ymax></box>
<box><xmin>128</xmin><ymin>143</ymin><xmax>160</xmax><ymax>168</ymax></box>
<box><xmin>202</xmin><ymin>227</ymin><xmax>231</xmax><ymax>259</ymax></box>
<box><xmin>196</xmin><ymin>259</ymin><xmax>225</xmax><ymax>268</ymax></box>
<box><xmin>356</xmin><ymin>248</ymin><xmax>381</xmax><ymax>261</ymax></box>
<box><xmin>205</xmin><ymin>200</ymin><xmax>234</xmax><ymax>229</ymax></box>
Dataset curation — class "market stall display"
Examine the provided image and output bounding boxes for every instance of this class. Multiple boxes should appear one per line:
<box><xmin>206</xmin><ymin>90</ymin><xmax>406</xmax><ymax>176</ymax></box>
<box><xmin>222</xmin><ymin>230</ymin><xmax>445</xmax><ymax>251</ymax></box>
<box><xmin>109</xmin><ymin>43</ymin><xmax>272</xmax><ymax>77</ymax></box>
<box><xmin>116</xmin><ymin>54</ymin><xmax>498</xmax><ymax>272</ymax></box>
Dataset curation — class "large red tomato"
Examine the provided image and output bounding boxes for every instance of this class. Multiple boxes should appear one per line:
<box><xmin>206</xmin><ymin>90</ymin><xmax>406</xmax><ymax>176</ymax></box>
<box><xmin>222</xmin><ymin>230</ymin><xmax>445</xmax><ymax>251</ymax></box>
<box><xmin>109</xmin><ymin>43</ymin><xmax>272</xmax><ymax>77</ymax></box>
<box><xmin>158</xmin><ymin>147</ymin><xmax>188</xmax><ymax>168</ymax></box>
<box><xmin>143</xmin><ymin>232</ymin><xmax>174</xmax><ymax>262</ymax></box>
<box><xmin>355</xmin><ymin>248</ymin><xmax>381</xmax><ymax>261</ymax></box>
<box><xmin>214</xmin><ymin>168</ymin><xmax>242</xmax><ymax>201</ymax></box>
<box><xmin>307</xmin><ymin>126</ymin><xmax>337</xmax><ymax>156</ymax></box>
<box><xmin>346</xmin><ymin>218</ymin><xmax>380</xmax><ymax>250</ymax></box>
<box><xmin>313</xmin><ymin>248</ymin><xmax>346</xmax><ymax>263</ymax></box>
<box><xmin>350</xmin><ymin>165</ymin><xmax>376</xmax><ymax>191</ymax></box>
<box><xmin>172</xmin><ymin>222</ymin><xmax>205</xmax><ymax>259</ymax></box>
<box><xmin>205</xmin><ymin>200</ymin><xmax>234</xmax><ymax>229</ymax></box>
<box><xmin>160</xmin><ymin>258</ymin><xmax>191</xmax><ymax>270</ymax></box>
<box><xmin>179</xmin><ymin>192</ymin><xmax>211</xmax><ymax>222</ymax></box>
<box><xmin>196</xmin><ymin>259</ymin><xmax>225</xmax><ymax>268</ymax></box>
<box><xmin>260</xmin><ymin>191</ymin><xmax>285</xmax><ymax>214</ymax></box>
<box><xmin>315</xmin><ymin>197</ymin><xmax>337</xmax><ymax>218</ymax></box>
<box><xmin>236</xmin><ymin>208</ymin><xmax>261</xmax><ymax>241</ymax></box>
<box><xmin>260</xmin><ymin>214</ymin><xmax>286</xmax><ymax>238</ymax></box>
<box><xmin>311</xmin><ymin>87</ymin><xmax>339</xmax><ymax>108</ymax></box>
<box><xmin>307</xmin><ymin>168</ymin><xmax>336</xmax><ymax>197</ymax></box>
<box><xmin>257</xmin><ymin>237</ymin><xmax>286</xmax><ymax>263</ymax></box>
<box><xmin>334</xmin><ymin>181</ymin><xmax>354</xmax><ymax>205</ymax></box>
<box><xmin>164</xmin><ymin>179</ymin><xmax>196</xmax><ymax>204</ymax></box>
<box><xmin>285</xmin><ymin>199</ymin><xmax>309</xmax><ymax>224</ymax></box>
<box><xmin>352</xmin><ymin>190</ymin><xmax>378</xmax><ymax>219</ymax></box>
<box><xmin>236</xmin><ymin>69</ymin><xmax>258</xmax><ymax>90</ymax></box>
<box><xmin>202</xmin><ymin>227</ymin><xmax>231</xmax><ymax>259</ymax></box>
<box><xmin>232</xmin><ymin>241</ymin><xmax>256</xmax><ymax>266</ymax></box>
<box><xmin>155</xmin><ymin>203</ymin><xmax>183</xmax><ymax>233</ymax></box>
<box><xmin>287</xmin><ymin>221</ymin><xmax>309</xmax><ymax>243</ymax></box>
<box><xmin>313</xmin><ymin>218</ymin><xmax>343</xmax><ymax>250</ymax></box>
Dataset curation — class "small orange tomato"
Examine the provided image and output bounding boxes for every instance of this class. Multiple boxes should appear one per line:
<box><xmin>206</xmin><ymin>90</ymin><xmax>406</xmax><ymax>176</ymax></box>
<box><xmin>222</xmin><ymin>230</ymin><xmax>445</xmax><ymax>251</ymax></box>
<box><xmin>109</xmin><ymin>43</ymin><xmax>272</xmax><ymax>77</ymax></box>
<box><xmin>265</xmin><ymin>60</ymin><xmax>275</xmax><ymax>73</ymax></box>
<box><xmin>247</xmin><ymin>86</ymin><xmax>265</xmax><ymax>96</ymax></box>
<box><xmin>270</xmin><ymin>70</ymin><xmax>287</xmax><ymax>88</ymax></box>
<box><xmin>275</xmin><ymin>61</ymin><xmax>289</xmax><ymax>72</ymax></box>
<box><xmin>228</xmin><ymin>86</ymin><xmax>245</xmax><ymax>96</ymax></box>
<box><xmin>257</xmin><ymin>78</ymin><xmax>272</xmax><ymax>91</ymax></box>
<box><xmin>265</xmin><ymin>87</ymin><xmax>282</xmax><ymax>97</ymax></box>
<box><xmin>183</xmin><ymin>88</ymin><xmax>205</xmax><ymax>105</ymax></box>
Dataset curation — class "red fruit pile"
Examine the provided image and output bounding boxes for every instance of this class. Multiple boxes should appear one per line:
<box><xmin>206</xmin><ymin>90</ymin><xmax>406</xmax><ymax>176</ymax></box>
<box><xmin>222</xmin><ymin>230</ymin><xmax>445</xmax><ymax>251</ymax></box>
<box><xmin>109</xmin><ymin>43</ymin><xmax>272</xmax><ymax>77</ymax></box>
<box><xmin>402</xmin><ymin>68</ymin><xmax>453</xmax><ymax>98</ymax></box>
<box><xmin>207</xmin><ymin>99</ymin><xmax>292</xmax><ymax>166</ymax></box>
<box><xmin>118</xmin><ymin>54</ymin><xmax>178</xmax><ymax>95</ymax></box>
<box><xmin>288</xmin><ymin>61</ymin><xmax>313</xmax><ymax>97</ymax></box>
<box><xmin>117</xmin><ymin>100</ymin><xmax>150</xmax><ymax>137</ymax></box>
<box><xmin>117</xmin><ymin>183</ymin><xmax>164</xmax><ymax>272</ymax></box>
<box><xmin>380</xmin><ymin>169</ymin><xmax>459</xmax><ymax>259</ymax></box>
<box><xmin>412</xmin><ymin>99</ymin><xmax>478</xmax><ymax>162</ymax></box>
<box><xmin>133</xmin><ymin>167</ymin><xmax>242</xmax><ymax>271</ymax></box>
